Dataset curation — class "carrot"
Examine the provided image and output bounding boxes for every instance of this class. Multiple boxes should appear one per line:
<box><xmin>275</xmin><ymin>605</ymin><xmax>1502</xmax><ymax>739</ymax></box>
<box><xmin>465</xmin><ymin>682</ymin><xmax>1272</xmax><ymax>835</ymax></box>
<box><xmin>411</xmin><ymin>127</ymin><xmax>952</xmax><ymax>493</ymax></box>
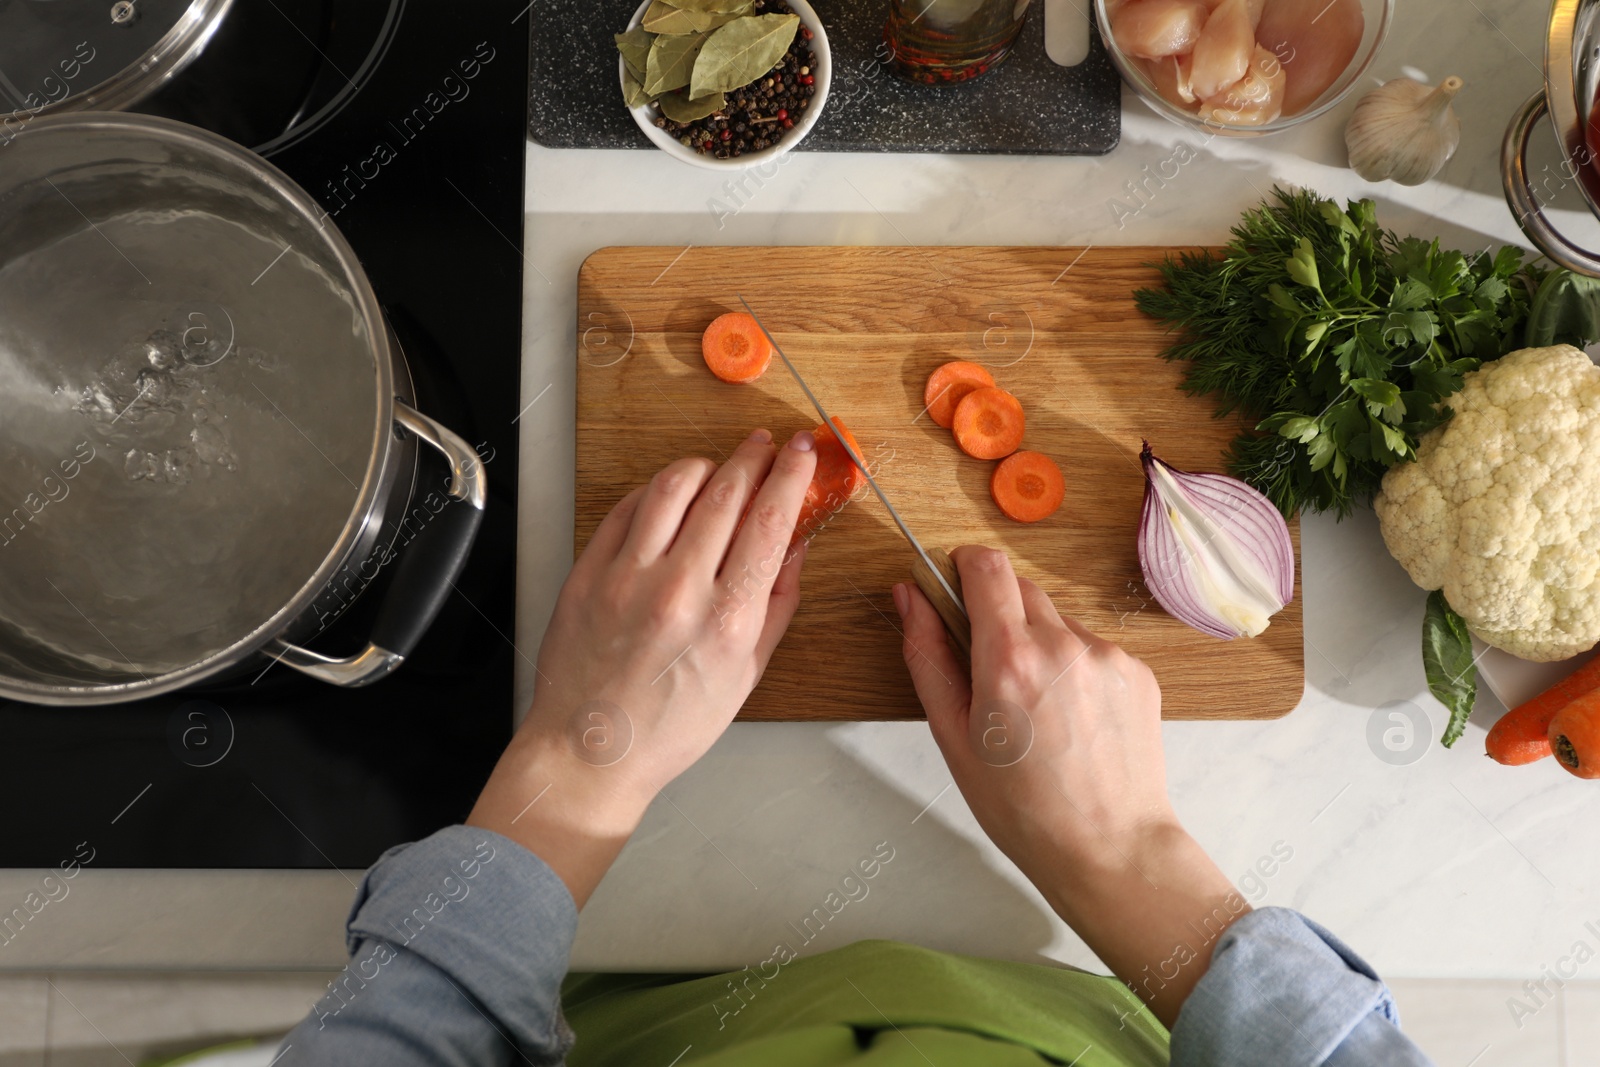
<box><xmin>793</xmin><ymin>416</ymin><xmax>866</xmax><ymax>544</ymax></box>
<box><xmin>702</xmin><ymin>312</ymin><xmax>772</xmax><ymax>384</ymax></box>
<box><xmin>1487</xmin><ymin>655</ymin><xmax>1600</xmax><ymax>765</ymax></box>
<box><xmin>951</xmin><ymin>386</ymin><xmax>1025</xmax><ymax>460</ymax></box>
<box><xmin>1550</xmin><ymin>690</ymin><xmax>1600</xmax><ymax>779</ymax></box>
<box><xmin>991</xmin><ymin>451</ymin><xmax>1064</xmax><ymax>522</ymax></box>
<box><xmin>923</xmin><ymin>361</ymin><xmax>996</xmax><ymax>429</ymax></box>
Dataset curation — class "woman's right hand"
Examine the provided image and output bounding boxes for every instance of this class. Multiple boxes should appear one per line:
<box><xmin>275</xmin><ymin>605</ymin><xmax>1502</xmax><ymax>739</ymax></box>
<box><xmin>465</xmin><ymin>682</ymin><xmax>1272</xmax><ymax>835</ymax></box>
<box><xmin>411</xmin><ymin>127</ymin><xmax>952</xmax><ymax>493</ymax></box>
<box><xmin>893</xmin><ymin>546</ymin><xmax>1247</xmax><ymax>1027</ymax></box>
<box><xmin>893</xmin><ymin>546</ymin><xmax>1175</xmax><ymax>878</ymax></box>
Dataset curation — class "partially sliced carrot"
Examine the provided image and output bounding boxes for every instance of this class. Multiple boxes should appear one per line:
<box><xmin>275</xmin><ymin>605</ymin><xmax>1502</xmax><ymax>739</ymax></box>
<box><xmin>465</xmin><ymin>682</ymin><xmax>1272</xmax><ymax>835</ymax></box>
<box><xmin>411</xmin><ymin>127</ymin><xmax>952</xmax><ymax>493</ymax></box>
<box><xmin>793</xmin><ymin>416</ymin><xmax>867</xmax><ymax>544</ymax></box>
<box><xmin>702</xmin><ymin>312</ymin><xmax>772</xmax><ymax>384</ymax></box>
<box><xmin>952</xmin><ymin>386</ymin><xmax>1024</xmax><ymax>460</ymax></box>
<box><xmin>924</xmin><ymin>361</ymin><xmax>996</xmax><ymax>429</ymax></box>
<box><xmin>991</xmin><ymin>451</ymin><xmax>1064</xmax><ymax>522</ymax></box>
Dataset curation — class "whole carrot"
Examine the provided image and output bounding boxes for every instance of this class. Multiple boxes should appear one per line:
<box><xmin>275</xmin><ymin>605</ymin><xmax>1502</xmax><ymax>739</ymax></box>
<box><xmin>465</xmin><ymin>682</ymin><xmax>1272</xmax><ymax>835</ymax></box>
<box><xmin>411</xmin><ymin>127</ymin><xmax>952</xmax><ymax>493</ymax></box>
<box><xmin>1551</xmin><ymin>689</ymin><xmax>1600</xmax><ymax>780</ymax></box>
<box><xmin>1487</xmin><ymin>654</ymin><xmax>1600</xmax><ymax>765</ymax></box>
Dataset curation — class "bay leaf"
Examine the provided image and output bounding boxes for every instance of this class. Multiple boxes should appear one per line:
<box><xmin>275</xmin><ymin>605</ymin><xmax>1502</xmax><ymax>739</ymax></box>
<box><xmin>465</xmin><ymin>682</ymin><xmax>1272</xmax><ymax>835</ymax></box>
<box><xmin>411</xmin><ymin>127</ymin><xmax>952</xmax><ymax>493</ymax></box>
<box><xmin>658</xmin><ymin>88</ymin><xmax>726</xmax><ymax>122</ymax></box>
<box><xmin>622</xmin><ymin>66</ymin><xmax>654</xmax><ymax>108</ymax></box>
<box><xmin>645</xmin><ymin>28</ymin><xmax>713</xmax><ymax>95</ymax></box>
<box><xmin>673</xmin><ymin>0</ymin><xmax>755</xmax><ymax>13</ymax></box>
<box><xmin>614</xmin><ymin>27</ymin><xmax>652</xmax><ymax>79</ymax></box>
<box><xmin>642</xmin><ymin>0</ymin><xmax>699</xmax><ymax>34</ymax></box>
<box><xmin>641</xmin><ymin>0</ymin><xmax>739</xmax><ymax>34</ymax></box>
<box><xmin>690</xmin><ymin>13</ymin><xmax>798</xmax><ymax>99</ymax></box>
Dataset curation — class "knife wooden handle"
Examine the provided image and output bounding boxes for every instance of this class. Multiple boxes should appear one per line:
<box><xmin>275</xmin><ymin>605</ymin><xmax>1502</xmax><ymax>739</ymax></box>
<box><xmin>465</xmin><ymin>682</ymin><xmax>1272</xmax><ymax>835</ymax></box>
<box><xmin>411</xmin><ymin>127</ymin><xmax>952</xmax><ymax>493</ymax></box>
<box><xmin>911</xmin><ymin>547</ymin><xmax>972</xmax><ymax>661</ymax></box>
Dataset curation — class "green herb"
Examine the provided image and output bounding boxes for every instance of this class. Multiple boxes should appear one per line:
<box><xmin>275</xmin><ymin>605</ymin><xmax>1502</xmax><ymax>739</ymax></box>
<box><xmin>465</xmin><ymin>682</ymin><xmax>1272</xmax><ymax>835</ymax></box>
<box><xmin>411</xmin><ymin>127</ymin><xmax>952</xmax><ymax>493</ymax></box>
<box><xmin>644</xmin><ymin>28</ymin><xmax>713</xmax><ymax>96</ymax></box>
<box><xmin>643</xmin><ymin>0</ymin><xmax>726</xmax><ymax>35</ymax></box>
<box><xmin>1524</xmin><ymin>269</ymin><xmax>1600</xmax><ymax>348</ymax></box>
<box><xmin>615</xmin><ymin>28</ymin><xmax>653</xmax><ymax>78</ymax></box>
<box><xmin>690</xmin><ymin>13</ymin><xmax>798</xmax><ymax>99</ymax></box>
<box><xmin>1422</xmin><ymin>590</ymin><xmax>1477</xmax><ymax>748</ymax></box>
<box><xmin>676</xmin><ymin>0</ymin><xmax>756</xmax><ymax>12</ymax></box>
<box><xmin>657</xmin><ymin>87</ymin><xmax>726</xmax><ymax>122</ymax></box>
<box><xmin>622</xmin><ymin>66</ymin><xmax>652</xmax><ymax>108</ymax></box>
<box><xmin>617</xmin><ymin>1</ymin><xmax>782</xmax><ymax>111</ymax></box>
<box><xmin>1134</xmin><ymin>188</ymin><xmax>1539</xmax><ymax>518</ymax></box>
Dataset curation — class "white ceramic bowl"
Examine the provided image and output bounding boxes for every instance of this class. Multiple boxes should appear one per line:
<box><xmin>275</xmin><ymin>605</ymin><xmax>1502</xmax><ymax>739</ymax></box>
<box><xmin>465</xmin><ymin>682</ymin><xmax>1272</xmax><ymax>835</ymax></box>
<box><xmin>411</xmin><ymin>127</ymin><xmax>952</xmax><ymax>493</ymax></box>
<box><xmin>620</xmin><ymin>0</ymin><xmax>830</xmax><ymax>169</ymax></box>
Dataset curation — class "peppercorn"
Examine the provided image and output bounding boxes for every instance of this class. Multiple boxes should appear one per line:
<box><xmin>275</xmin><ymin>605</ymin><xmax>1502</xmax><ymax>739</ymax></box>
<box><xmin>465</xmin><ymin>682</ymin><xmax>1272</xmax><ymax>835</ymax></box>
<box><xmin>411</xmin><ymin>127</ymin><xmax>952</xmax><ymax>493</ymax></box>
<box><xmin>647</xmin><ymin>0</ymin><xmax>813</xmax><ymax>158</ymax></box>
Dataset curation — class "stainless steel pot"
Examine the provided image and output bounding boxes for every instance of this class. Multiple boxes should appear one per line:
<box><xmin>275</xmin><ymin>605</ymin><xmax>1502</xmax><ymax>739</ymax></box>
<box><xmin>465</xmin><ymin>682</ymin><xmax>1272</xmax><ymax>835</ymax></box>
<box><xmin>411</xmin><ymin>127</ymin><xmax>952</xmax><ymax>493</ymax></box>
<box><xmin>0</xmin><ymin>112</ymin><xmax>485</xmax><ymax>705</ymax></box>
<box><xmin>1503</xmin><ymin>0</ymin><xmax>1600</xmax><ymax>275</ymax></box>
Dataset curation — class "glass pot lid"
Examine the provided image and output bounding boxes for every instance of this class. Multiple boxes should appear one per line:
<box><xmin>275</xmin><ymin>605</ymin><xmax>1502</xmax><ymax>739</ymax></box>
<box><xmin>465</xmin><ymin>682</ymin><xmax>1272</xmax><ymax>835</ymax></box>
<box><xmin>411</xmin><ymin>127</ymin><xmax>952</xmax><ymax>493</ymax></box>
<box><xmin>0</xmin><ymin>0</ymin><xmax>231</xmax><ymax>117</ymax></box>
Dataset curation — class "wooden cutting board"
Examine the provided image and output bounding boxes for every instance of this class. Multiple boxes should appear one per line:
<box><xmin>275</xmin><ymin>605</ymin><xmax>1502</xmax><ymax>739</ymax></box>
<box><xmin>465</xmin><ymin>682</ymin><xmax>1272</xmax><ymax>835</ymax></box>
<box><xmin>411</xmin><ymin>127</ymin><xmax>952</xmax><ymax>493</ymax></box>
<box><xmin>575</xmin><ymin>246</ymin><xmax>1303</xmax><ymax>721</ymax></box>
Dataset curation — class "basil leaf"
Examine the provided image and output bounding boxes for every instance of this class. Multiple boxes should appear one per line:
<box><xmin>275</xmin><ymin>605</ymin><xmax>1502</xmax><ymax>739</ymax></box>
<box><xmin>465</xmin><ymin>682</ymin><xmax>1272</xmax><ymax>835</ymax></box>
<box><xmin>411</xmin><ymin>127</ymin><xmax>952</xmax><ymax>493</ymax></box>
<box><xmin>1421</xmin><ymin>589</ymin><xmax>1477</xmax><ymax>748</ymax></box>
<box><xmin>1525</xmin><ymin>269</ymin><xmax>1600</xmax><ymax>348</ymax></box>
<box><xmin>690</xmin><ymin>12</ymin><xmax>798</xmax><ymax>99</ymax></box>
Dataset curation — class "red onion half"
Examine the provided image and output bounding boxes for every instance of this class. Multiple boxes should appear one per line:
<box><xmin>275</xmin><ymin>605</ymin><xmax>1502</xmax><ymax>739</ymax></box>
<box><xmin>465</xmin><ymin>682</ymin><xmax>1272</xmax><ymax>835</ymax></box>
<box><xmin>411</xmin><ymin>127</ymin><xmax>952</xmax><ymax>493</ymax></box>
<box><xmin>1138</xmin><ymin>443</ymin><xmax>1295</xmax><ymax>639</ymax></box>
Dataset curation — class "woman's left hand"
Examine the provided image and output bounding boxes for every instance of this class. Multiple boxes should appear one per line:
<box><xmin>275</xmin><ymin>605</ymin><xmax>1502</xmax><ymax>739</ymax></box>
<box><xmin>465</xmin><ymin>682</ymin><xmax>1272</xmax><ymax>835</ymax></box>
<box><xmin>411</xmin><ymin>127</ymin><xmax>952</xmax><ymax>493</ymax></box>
<box><xmin>468</xmin><ymin>428</ymin><xmax>817</xmax><ymax>906</ymax></box>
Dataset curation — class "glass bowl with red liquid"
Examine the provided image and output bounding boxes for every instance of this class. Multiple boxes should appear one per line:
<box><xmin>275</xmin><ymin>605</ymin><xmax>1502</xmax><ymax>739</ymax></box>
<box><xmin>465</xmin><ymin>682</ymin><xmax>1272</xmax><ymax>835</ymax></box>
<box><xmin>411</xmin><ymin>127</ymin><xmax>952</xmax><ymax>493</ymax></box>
<box><xmin>1095</xmin><ymin>0</ymin><xmax>1392</xmax><ymax>137</ymax></box>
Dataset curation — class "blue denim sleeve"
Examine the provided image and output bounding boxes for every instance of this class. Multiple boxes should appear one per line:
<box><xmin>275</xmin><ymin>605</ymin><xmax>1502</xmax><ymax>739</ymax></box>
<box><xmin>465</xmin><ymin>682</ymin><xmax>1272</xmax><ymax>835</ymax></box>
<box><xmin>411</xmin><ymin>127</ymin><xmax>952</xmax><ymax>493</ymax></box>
<box><xmin>275</xmin><ymin>825</ymin><xmax>578</xmax><ymax>1067</ymax></box>
<box><xmin>1170</xmin><ymin>907</ymin><xmax>1435</xmax><ymax>1067</ymax></box>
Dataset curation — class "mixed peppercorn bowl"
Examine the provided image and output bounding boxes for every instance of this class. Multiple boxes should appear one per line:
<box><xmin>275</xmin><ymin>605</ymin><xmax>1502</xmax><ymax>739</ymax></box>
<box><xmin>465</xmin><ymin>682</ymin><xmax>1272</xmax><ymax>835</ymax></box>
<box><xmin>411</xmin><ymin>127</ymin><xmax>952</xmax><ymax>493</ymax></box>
<box><xmin>620</xmin><ymin>0</ymin><xmax>831</xmax><ymax>170</ymax></box>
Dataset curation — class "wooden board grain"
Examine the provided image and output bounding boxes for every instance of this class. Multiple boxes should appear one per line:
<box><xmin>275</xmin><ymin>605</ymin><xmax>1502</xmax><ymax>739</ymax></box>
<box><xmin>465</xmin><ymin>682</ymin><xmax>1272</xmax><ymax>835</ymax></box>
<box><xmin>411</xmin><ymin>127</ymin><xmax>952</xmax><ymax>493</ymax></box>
<box><xmin>575</xmin><ymin>246</ymin><xmax>1304</xmax><ymax>721</ymax></box>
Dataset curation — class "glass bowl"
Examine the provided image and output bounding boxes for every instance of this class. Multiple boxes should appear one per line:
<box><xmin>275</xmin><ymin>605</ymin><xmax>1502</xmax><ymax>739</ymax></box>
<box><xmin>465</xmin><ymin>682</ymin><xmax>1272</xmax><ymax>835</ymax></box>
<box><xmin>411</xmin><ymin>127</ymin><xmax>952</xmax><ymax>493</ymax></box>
<box><xmin>1094</xmin><ymin>0</ymin><xmax>1393</xmax><ymax>136</ymax></box>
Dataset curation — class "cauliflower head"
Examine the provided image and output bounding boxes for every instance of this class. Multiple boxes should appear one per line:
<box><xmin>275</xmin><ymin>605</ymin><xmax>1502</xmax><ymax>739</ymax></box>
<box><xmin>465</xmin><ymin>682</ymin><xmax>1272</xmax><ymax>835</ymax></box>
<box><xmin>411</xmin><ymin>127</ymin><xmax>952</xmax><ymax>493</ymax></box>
<box><xmin>1375</xmin><ymin>344</ymin><xmax>1600</xmax><ymax>662</ymax></box>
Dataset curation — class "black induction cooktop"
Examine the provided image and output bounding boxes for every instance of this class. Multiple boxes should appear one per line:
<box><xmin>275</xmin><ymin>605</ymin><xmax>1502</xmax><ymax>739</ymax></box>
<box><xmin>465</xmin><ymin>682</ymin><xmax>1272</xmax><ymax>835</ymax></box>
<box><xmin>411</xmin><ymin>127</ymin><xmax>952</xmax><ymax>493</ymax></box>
<box><xmin>0</xmin><ymin>1</ymin><xmax>530</xmax><ymax>868</ymax></box>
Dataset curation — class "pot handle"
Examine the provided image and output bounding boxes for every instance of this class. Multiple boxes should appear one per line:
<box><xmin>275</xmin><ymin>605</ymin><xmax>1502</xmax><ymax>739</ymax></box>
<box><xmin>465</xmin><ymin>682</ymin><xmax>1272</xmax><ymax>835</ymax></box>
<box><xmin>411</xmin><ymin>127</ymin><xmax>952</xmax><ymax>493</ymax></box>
<box><xmin>269</xmin><ymin>401</ymin><xmax>488</xmax><ymax>687</ymax></box>
<box><xmin>1502</xmin><ymin>90</ymin><xmax>1600</xmax><ymax>277</ymax></box>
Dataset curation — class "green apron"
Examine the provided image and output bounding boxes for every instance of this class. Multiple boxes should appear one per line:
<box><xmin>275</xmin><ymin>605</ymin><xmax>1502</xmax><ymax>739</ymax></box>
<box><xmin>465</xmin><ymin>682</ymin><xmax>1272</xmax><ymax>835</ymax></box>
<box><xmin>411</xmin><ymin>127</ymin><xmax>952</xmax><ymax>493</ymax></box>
<box><xmin>562</xmin><ymin>939</ymin><xmax>1170</xmax><ymax>1066</ymax></box>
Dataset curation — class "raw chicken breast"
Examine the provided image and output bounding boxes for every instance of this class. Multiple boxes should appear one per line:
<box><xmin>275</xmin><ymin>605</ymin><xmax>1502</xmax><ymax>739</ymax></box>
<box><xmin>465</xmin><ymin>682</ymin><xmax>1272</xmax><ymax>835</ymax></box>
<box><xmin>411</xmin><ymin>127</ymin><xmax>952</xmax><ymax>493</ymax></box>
<box><xmin>1255</xmin><ymin>0</ymin><xmax>1364</xmax><ymax>115</ymax></box>
<box><xmin>1200</xmin><ymin>44</ymin><xmax>1286</xmax><ymax>124</ymax></box>
<box><xmin>1111</xmin><ymin>0</ymin><xmax>1210</xmax><ymax>59</ymax></box>
<box><xmin>1189</xmin><ymin>0</ymin><xmax>1265</xmax><ymax>100</ymax></box>
<box><xmin>1139</xmin><ymin>54</ymin><xmax>1201</xmax><ymax>108</ymax></box>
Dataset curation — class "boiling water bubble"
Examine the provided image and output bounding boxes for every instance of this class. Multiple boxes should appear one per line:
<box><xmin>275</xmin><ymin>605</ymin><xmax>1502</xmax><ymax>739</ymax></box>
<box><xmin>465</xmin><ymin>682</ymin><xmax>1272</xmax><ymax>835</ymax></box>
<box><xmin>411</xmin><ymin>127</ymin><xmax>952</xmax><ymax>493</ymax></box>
<box><xmin>174</xmin><ymin>303</ymin><xmax>235</xmax><ymax>368</ymax></box>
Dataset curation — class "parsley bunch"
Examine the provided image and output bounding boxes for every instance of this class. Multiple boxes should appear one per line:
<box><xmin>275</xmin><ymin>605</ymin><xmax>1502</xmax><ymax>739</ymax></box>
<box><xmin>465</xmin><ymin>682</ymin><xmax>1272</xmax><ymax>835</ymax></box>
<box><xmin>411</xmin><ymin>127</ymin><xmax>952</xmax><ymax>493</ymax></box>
<box><xmin>1135</xmin><ymin>188</ymin><xmax>1539</xmax><ymax>518</ymax></box>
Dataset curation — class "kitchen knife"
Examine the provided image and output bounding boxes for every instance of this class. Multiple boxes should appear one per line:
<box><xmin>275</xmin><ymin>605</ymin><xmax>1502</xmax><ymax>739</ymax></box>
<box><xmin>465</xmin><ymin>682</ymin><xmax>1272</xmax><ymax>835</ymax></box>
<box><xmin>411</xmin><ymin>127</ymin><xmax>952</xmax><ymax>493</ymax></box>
<box><xmin>737</xmin><ymin>296</ymin><xmax>973</xmax><ymax>660</ymax></box>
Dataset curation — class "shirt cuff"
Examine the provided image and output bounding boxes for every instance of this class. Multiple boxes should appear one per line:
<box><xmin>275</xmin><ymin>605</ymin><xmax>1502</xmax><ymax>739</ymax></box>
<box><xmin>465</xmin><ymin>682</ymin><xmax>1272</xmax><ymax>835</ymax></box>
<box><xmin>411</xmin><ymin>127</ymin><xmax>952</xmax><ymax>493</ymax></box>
<box><xmin>344</xmin><ymin>824</ymin><xmax>580</xmax><ymax>1058</ymax></box>
<box><xmin>1170</xmin><ymin>907</ymin><xmax>1408</xmax><ymax>1067</ymax></box>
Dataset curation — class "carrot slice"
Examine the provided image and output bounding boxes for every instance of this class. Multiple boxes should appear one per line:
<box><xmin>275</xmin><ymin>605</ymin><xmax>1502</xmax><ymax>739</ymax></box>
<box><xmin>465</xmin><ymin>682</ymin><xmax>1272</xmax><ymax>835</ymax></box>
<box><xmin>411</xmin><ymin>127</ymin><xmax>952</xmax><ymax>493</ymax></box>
<box><xmin>793</xmin><ymin>416</ymin><xmax>867</xmax><ymax>544</ymax></box>
<box><xmin>951</xmin><ymin>386</ymin><xmax>1024</xmax><ymax>460</ymax></box>
<box><xmin>924</xmin><ymin>361</ymin><xmax>996</xmax><ymax>429</ymax></box>
<box><xmin>702</xmin><ymin>312</ymin><xmax>772</xmax><ymax>384</ymax></box>
<box><xmin>991</xmin><ymin>451</ymin><xmax>1065</xmax><ymax>522</ymax></box>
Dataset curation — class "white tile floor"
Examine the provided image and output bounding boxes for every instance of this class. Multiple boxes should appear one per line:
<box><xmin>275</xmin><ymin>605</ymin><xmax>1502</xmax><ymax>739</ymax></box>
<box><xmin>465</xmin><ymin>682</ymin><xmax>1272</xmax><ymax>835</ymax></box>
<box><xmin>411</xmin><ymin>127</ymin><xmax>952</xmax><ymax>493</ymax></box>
<box><xmin>0</xmin><ymin>973</ymin><xmax>1594</xmax><ymax>1065</ymax></box>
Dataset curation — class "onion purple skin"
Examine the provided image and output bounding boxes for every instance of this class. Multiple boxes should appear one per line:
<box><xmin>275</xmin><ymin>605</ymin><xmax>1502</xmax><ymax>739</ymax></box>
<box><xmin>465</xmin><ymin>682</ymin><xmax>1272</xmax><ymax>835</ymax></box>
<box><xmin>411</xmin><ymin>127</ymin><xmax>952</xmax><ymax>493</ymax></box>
<box><xmin>1137</xmin><ymin>442</ymin><xmax>1296</xmax><ymax>640</ymax></box>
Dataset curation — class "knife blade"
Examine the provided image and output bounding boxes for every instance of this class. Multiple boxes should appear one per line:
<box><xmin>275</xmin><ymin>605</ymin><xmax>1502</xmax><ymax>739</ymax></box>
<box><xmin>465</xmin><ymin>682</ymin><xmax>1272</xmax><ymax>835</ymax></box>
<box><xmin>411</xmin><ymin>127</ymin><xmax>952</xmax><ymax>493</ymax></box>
<box><xmin>736</xmin><ymin>296</ymin><xmax>971</xmax><ymax>645</ymax></box>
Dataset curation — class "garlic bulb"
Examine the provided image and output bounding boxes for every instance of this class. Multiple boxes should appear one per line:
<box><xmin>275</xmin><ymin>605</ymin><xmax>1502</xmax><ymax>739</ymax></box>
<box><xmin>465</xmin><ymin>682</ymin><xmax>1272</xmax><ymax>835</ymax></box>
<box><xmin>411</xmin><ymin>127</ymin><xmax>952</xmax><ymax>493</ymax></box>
<box><xmin>1345</xmin><ymin>75</ymin><xmax>1463</xmax><ymax>186</ymax></box>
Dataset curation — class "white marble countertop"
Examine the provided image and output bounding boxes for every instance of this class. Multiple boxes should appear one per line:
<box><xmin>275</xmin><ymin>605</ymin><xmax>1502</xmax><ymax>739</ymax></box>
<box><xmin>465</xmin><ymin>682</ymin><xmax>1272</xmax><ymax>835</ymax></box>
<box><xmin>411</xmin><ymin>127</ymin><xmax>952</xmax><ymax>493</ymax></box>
<box><xmin>7</xmin><ymin>0</ymin><xmax>1600</xmax><ymax>980</ymax></box>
